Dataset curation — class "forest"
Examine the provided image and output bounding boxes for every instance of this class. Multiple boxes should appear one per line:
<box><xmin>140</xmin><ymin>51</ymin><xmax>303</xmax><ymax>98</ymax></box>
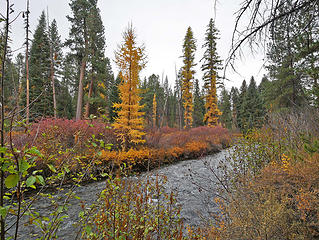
<box><xmin>0</xmin><ymin>0</ymin><xmax>319</xmax><ymax>239</ymax></box>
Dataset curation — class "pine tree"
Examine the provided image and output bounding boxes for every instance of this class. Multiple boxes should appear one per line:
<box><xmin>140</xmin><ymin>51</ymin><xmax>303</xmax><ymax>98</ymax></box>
<box><xmin>230</xmin><ymin>87</ymin><xmax>239</xmax><ymax>130</ymax></box>
<box><xmin>181</xmin><ymin>27</ymin><xmax>196</xmax><ymax>129</ymax></box>
<box><xmin>3</xmin><ymin>51</ymin><xmax>20</xmax><ymax>113</ymax></box>
<box><xmin>140</xmin><ymin>74</ymin><xmax>164</xmax><ymax>127</ymax></box>
<box><xmin>201</xmin><ymin>18</ymin><xmax>222</xmax><ymax>127</ymax></box>
<box><xmin>48</xmin><ymin>19</ymin><xmax>63</xmax><ymax>118</ymax></box>
<box><xmin>94</xmin><ymin>57</ymin><xmax>113</xmax><ymax>117</ymax></box>
<box><xmin>59</xmin><ymin>54</ymin><xmax>78</xmax><ymax>118</ymax></box>
<box><xmin>193</xmin><ymin>79</ymin><xmax>205</xmax><ymax>127</ymax></box>
<box><xmin>174</xmin><ymin>68</ymin><xmax>183</xmax><ymax>129</ymax></box>
<box><xmin>266</xmin><ymin>1</ymin><xmax>316</xmax><ymax>110</ymax></box>
<box><xmin>237</xmin><ymin>80</ymin><xmax>247</xmax><ymax>130</ymax></box>
<box><xmin>27</xmin><ymin>11</ymin><xmax>52</xmax><ymax>119</ymax></box>
<box><xmin>66</xmin><ymin>0</ymin><xmax>96</xmax><ymax>120</ymax></box>
<box><xmin>113</xmin><ymin>25</ymin><xmax>146</xmax><ymax>150</ymax></box>
<box><xmin>167</xmin><ymin>89</ymin><xmax>177</xmax><ymax>128</ymax></box>
<box><xmin>84</xmin><ymin>5</ymin><xmax>108</xmax><ymax>118</ymax></box>
<box><xmin>241</xmin><ymin>77</ymin><xmax>266</xmax><ymax>132</ymax></box>
<box><xmin>108</xmin><ymin>74</ymin><xmax>121</xmax><ymax>123</ymax></box>
<box><xmin>258</xmin><ymin>75</ymin><xmax>272</xmax><ymax>110</ymax></box>
<box><xmin>219</xmin><ymin>87</ymin><xmax>232</xmax><ymax>129</ymax></box>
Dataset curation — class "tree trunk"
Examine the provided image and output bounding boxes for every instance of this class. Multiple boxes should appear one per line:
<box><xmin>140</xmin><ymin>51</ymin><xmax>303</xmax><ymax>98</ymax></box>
<box><xmin>84</xmin><ymin>73</ymin><xmax>94</xmax><ymax>118</ymax></box>
<box><xmin>26</xmin><ymin>0</ymin><xmax>30</xmax><ymax>124</ymax></box>
<box><xmin>1</xmin><ymin>1</ymin><xmax>9</xmax><ymax>239</ymax></box>
<box><xmin>47</xmin><ymin>11</ymin><xmax>57</xmax><ymax>119</ymax></box>
<box><xmin>50</xmin><ymin>63</ymin><xmax>57</xmax><ymax>118</ymax></box>
<box><xmin>75</xmin><ymin>58</ymin><xmax>86</xmax><ymax>121</ymax></box>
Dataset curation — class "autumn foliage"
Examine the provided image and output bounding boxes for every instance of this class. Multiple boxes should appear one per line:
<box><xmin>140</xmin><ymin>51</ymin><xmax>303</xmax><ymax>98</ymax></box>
<box><xmin>181</xmin><ymin>27</ymin><xmax>196</xmax><ymax>129</ymax></box>
<box><xmin>11</xmin><ymin>118</ymin><xmax>231</xmax><ymax>184</ymax></box>
<box><xmin>81</xmin><ymin>175</ymin><xmax>184</xmax><ymax>239</ymax></box>
<box><xmin>202</xmin><ymin>18</ymin><xmax>222</xmax><ymax>127</ymax></box>
<box><xmin>100</xmin><ymin>126</ymin><xmax>230</xmax><ymax>171</ymax></box>
<box><xmin>203</xmin><ymin>74</ymin><xmax>221</xmax><ymax>126</ymax></box>
<box><xmin>200</xmin><ymin>110</ymin><xmax>319</xmax><ymax>239</ymax></box>
<box><xmin>113</xmin><ymin>24</ymin><xmax>146</xmax><ymax>150</ymax></box>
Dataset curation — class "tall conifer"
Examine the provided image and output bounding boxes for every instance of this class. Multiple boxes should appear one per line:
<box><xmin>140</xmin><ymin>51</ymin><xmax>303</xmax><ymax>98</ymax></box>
<box><xmin>28</xmin><ymin>11</ymin><xmax>52</xmax><ymax>118</ymax></box>
<box><xmin>181</xmin><ymin>27</ymin><xmax>196</xmax><ymax>129</ymax></box>
<box><xmin>201</xmin><ymin>18</ymin><xmax>222</xmax><ymax>126</ymax></box>
<box><xmin>113</xmin><ymin>25</ymin><xmax>146</xmax><ymax>150</ymax></box>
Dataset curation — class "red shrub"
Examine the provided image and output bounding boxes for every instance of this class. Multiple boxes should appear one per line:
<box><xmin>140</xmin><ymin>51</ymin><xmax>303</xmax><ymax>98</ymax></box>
<box><xmin>148</xmin><ymin>126</ymin><xmax>230</xmax><ymax>150</ymax></box>
<box><xmin>30</xmin><ymin>118</ymin><xmax>117</xmax><ymax>150</ymax></box>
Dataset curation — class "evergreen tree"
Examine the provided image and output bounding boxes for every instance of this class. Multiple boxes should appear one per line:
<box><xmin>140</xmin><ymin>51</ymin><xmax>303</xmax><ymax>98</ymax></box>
<box><xmin>258</xmin><ymin>75</ymin><xmax>273</xmax><ymax>110</ymax></box>
<box><xmin>230</xmin><ymin>87</ymin><xmax>239</xmax><ymax>130</ymax></box>
<box><xmin>219</xmin><ymin>87</ymin><xmax>232</xmax><ymax>129</ymax></box>
<box><xmin>167</xmin><ymin>88</ymin><xmax>177</xmax><ymax>128</ymax></box>
<box><xmin>27</xmin><ymin>11</ymin><xmax>52</xmax><ymax>119</ymax></box>
<box><xmin>241</xmin><ymin>77</ymin><xmax>266</xmax><ymax>132</ymax></box>
<box><xmin>265</xmin><ymin>1</ymin><xmax>319</xmax><ymax>110</ymax></box>
<box><xmin>84</xmin><ymin>5</ymin><xmax>109</xmax><ymax>118</ymax></box>
<box><xmin>181</xmin><ymin>27</ymin><xmax>196</xmax><ymax>129</ymax></box>
<box><xmin>49</xmin><ymin>19</ymin><xmax>63</xmax><ymax>118</ymax></box>
<box><xmin>113</xmin><ymin>25</ymin><xmax>146</xmax><ymax>150</ymax></box>
<box><xmin>140</xmin><ymin>74</ymin><xmax>164</xmax><ymax>127</ymax></box>
<box><xmin>59</xmin><ymin>54</ymin><xmax>78</xmax><ymax>118</ymax></box>
<box><xmin>66</xmin><ymin>0</ymin><xmax>98</xmax><ymax>120</ymax></box>
<box><xmin>108</xmin><ymin>74</ymin><xmax>121</xmax><ymax>123</ymax></box>
<box><xmin>193</xmin><ymin>79</ymin><xmax>205</xmax><ymax>127</ymax></box>
<box><xmin>237</xmin><ymin>80</ymin><xmax>247</xmax><ymax>130</ymax></box>
<box><xmin>174</xmin><ymin>68</ymin><xmax>183</xmax><ymax>129</ymax></box>
<box><xmin>3</xmin><ymin>51</ymin><xmax>20</xmax><ymax>113</ymax></box>
<box><xmin>201</xmin><ymin>18</ymin><xmax>222</xmax><ymax>126</ymax></box>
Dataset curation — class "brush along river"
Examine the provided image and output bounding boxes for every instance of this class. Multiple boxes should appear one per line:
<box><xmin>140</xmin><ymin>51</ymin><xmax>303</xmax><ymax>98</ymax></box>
<box><xmin>8</xmin><ymin>149</ymin><xmax>230</xmax><ymax>239</ymax></box>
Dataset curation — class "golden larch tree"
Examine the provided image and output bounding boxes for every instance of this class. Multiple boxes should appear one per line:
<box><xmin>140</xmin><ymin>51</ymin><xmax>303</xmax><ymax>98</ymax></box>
<box><xmin>203</xmin><ymin>74</ymin><xmax>221</xmax><ymax>126</ymax></box>
<box><xmin>113</xmin><ymin>24</ymin><xmax>147</xmax><ymax>150</ymax></box>
<box><xmin>202</xmin><ymin>18</ymin><xmax>222</xmax><ymax>126</ymax></box>
<box><xmin>181</xmin><ymin>27</ymin><xmax>196</xmax><ymax>129</ymax></box>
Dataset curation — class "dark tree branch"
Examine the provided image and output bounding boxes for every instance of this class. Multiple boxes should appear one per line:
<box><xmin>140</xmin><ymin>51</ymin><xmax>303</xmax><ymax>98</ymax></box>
<box><xmin>225</xmin><ymin>0</ymin><xmax>317</xmax><ymax>74</ymax></box>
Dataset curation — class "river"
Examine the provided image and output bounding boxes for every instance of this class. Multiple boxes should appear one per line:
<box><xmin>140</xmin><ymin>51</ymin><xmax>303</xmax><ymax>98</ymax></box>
<box><xmin>8</xmin><ymin>149</ymin><xmax>230</xmax><ymax>239</ymax></box>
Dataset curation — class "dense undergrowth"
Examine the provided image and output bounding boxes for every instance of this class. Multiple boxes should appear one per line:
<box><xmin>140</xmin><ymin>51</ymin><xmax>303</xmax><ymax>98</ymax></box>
<box><xmin>189</xmin><ymin>110</ymin><xmax>319</xmax><ymax>239</ymax></box>
<box><xmin>11</xmin><ymin>118</ymin><xmax>231</xmax><ymax>184</ymax></box>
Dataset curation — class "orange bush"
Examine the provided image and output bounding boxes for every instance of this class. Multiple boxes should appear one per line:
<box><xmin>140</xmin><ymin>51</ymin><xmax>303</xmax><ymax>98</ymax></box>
<box><xmin>99</xmin><ymin>140</ymin><xmax>215</xmax><ymax>172</ymax></box>
<box><xmin>208</xmin><ymin>130</ymin><xmax>319</xmax><ymax>239</ymax></box>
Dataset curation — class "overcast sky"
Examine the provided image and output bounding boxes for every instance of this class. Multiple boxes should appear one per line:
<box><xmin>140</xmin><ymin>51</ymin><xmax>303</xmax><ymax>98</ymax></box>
<box><xmin>4</xmin><ymin>0</ymin><xmax>266</xmax><ymax>90</ymax></box>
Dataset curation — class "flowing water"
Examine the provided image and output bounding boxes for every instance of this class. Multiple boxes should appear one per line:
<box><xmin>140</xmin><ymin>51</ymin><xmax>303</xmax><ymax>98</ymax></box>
<box><xmin>8</xmin><ymin>149</ymin><xmax>230</xmax><ymax>239</ymax></box>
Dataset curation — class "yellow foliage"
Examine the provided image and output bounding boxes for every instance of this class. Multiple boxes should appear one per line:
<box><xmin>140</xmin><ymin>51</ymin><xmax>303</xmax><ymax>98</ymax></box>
<box><xmin>97</xmin><ymin>81</ymin><xmax>105</xmax><ymax>89</ymax></box>
<box><xmin>185</xmin><ymin>141</ymin><xmax>208</xmax><ymax>154</ymax></box>
<box><xmin>167</xmin><ymin>146</ymin><xmax>184</xmax><ymax>159</ymax></box>
<box><xmin>99</xmin><ymin>140</ymin><xmax>211</xmax><ymax>169</ymax></box>
<box><xmin>204</xmin><ymin>74</ymin><xmax>221</xmax><ymax>127</ymax></box>
<box><xmin>101</xmin><ymin>148</ymin><xmax>151</xmax><ymax>166</ymax></box>
<box><xmin>181</xmin><ymin>27</ymin><xmax>196</xmax><ymax>129</ymax></box>
<box><xmin>281</xmin><ymin>153</ymin><xmax>291</xmax><ymax>172</ymax></box>
<box><xmin>113</xmin><ymin>24</ymin><xmax>147</xmax><ymax>150</ymax></box>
